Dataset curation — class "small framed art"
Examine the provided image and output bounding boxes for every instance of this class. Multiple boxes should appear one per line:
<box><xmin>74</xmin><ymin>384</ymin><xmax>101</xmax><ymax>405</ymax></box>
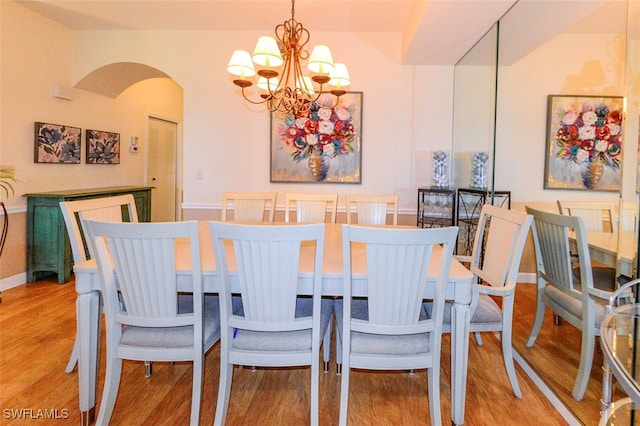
<box><xmin>34</xmin><ymin>122</ymin><xmax>81</xmax><ymax>164</ymax></box>
<box><xmin>86</xmin><ymin>129</ymin><xmax>120</xmax><ymax>164</ymax></box>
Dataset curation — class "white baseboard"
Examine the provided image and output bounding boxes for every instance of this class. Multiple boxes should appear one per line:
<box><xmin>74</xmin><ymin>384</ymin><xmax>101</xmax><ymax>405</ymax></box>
<box><xmin>518</xmin><ymin>272</ymin><xmax>536</xmax><ymax>284</ymax></box>
<box><xmin>1</xmin><ymin>273</ymin><xmax>27</xmax><ymax>291</ymax></box>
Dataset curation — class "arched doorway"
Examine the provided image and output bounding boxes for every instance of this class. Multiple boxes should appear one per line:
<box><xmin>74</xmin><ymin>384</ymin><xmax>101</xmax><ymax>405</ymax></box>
<box><xmin>74</xmin><ymin>62</ymin><xmax>184</xmax><ymax>221</ymax></box>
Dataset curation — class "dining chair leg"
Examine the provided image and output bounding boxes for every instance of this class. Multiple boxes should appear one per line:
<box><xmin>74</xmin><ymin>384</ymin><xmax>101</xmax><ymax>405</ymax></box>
<box><xmin>501</xmin><ymin>303</ymin><xmax>522</xmax><ymax>398</ymax></box>
<box><xmin>65</xmin><ymin>337</ymin><xmax>79</xmax><ymax>373</ymax></box>
<box><xmin>213</xmin><ymin>358</ymin><xmax>233</xmax><ymax>426</ymax></box>
<box><xmin>96</xmin><ymin>357</ymin><xmax>122</xmax><ymax>426</ymax></box>
<box><xmin>190</xmin><ymin>353</ymin><xmax>204</xmax><ymax>425</ymax></box>
<box><xmin>323</xmin><ymin>321</ymin><xmax>331</xmax><ymax>373</ymax></box>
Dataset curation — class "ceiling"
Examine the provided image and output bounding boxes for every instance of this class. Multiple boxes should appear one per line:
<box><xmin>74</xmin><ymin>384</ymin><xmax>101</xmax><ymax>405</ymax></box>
<box><xmin>16</xmin><ymin>0</ymin><xmax>519</xmax><ymax>65</ymax></box>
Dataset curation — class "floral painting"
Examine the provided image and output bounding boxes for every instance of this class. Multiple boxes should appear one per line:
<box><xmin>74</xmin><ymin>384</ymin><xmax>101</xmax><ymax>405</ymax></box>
<box><xmin>86</xmin><ymin>129</ymin><xmax>120</xmax><ymax>164</ymax></box>
<box><xmin>544</xmin><ymin>95</ymin><xmax>623</xmax><ymax>191</ymax></box>
<box><xmin>270</xmin><ymin>92</ymin><xmax>362</xmax><ymax>183</ymax></box>
<box><xmin>34</xmin><ymin>122</ymin><xmax>81</xmax><ymax>164</ymax></box>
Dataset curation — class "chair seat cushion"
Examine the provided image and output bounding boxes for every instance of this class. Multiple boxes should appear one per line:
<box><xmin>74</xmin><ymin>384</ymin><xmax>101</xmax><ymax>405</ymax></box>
<box><xmin>572</xmin><ymin>264</ymin><xmax>617</xmax><ymax>292</ymax></box>
<box><xmin>542</xmin><ymin>286</ymin><xmax>606</xmax><ymax>328</ymax></box>
<box><xmin>231</xmin><ymin>297</ymin><xmax>333</xmax><ymax>351</ymax></box>
<box><xmin>335</xmin><ymin>299</ymin><xmax>430</xmax><ymax>355</ymax></box>
<box><xmin>120</xmin><ymin>295</ymin><xmax>221</xmax><ymax>348</ymax></box>
<box><xmin>470</xmin><ymin>295</ymin><xmax>502</xmax><ymax>323</ymax></box>
<box><xmin>424</xmin><ymin>295</ymin><xmax>502</xmax><ymax>326</ymax></box>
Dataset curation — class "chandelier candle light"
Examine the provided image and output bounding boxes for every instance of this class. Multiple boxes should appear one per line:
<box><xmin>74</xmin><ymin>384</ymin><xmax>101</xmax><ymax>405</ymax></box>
<box><xmin>226</xmin><ymin>0</ymin><xmax>350</xmax><ymax>115</ymax></box>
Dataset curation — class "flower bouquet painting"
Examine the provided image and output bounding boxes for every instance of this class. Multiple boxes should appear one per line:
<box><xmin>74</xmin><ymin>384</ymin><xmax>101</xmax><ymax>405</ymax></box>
<box><xmin>270</xmin><ymin>92</ymin><xmax>362</xmax><ymax>183</ymax></box>
<box><xmin>544</xmin><ymin>95</ymin><xmax>623</xmax><ymax>191</ymax></box>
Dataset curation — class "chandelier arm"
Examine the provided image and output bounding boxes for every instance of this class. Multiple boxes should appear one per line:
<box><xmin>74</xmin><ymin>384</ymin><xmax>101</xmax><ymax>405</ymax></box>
<box><xmin>239</xmin><ymin>87</ymin><xmax>271</xmax><ymax>106</ymax></box>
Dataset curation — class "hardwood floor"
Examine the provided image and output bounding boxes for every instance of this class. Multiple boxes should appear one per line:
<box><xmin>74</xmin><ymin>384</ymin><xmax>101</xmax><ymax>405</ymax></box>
<box><xmin>0</xmin><ymin>276</ymin><xmax>567</xmax><ymax>425</ymax></box>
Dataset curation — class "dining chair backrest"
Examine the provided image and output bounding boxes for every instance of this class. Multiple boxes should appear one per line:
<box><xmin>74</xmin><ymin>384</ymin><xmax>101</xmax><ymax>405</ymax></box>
<box><xmin>345</xmin><ymin>194</ymin><xmax>398</xmax><ymax>225</ymax></box>
<box><xmin>90</xmin><ymin>220</ymin><xmax>203</xmax><ymax>326</ymax></box>
<box><xmin>221</xmin><ymin>191</ymin><xmax>277</xmax><ymax>222</ymax></box>
<box><xmin>209</xmin><ymin>221</ymin><xmax>326</xmax><ymax>425</ymax></box>
<box><xmin>284</xmin><ymin>192</ymin><xmax>338</xmax><ymax>223</ymax></box>
<box><xmin>211</xmin><ymin>221</ymin><xmax>325</xmax><ymax>332</ymax></box>
<box><xmin>343</xmin><ymin>224</ymin><xmax>457</xmax><ymax>334</ymax></box>
<box><xmin>528</xmin><ymin>206</ymin><xmax>593</xmax><ymax>299</ymax></box>
<box><xmin>60</xmin><ymin>194</ymin><xmax>138</xmax><ymax>263</ymax></box>
<box><xmin>557</xmin><ymin>200</ymin><xmax>617</xmax><ymax>233</ymax></box>
<box><xmin>525</xmin><ymin>206</ymin><xmax>610</xmax><ymax>401</ymax></box>
<box><xmin>468</xmin><ymin>204</ymin><xmax>533</xmax><ymax>291</ymax></box>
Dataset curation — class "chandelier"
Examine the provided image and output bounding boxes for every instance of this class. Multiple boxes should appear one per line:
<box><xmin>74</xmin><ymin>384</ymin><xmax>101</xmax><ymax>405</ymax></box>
<box><xmin>226</xmin><ymin>0</ymin><xmax>350</xmax><ymax>115</ymax></box>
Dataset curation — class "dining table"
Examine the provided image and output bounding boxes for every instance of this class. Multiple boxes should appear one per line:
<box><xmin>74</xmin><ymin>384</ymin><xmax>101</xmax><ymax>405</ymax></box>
<box><xmin>585</xmin><ymin>230</ymin><xmax>636</xmax><ymax>279</ymax></box>
<box><xmin>72</xmin><ymin>222</ymin><xmax>474</xmax><ymax>425</ymax></box>
<box><xmin>599</xmin><ymin>300</ymin><xmax>640</xmax><ymax>425</ymax></box>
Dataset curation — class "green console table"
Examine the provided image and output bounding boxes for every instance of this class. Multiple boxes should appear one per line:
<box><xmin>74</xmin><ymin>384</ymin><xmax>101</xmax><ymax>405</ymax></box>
<box><xmin>25</xmin><ymin>186</ymin><xmax>153</xmax><ymax>283</ymax></box>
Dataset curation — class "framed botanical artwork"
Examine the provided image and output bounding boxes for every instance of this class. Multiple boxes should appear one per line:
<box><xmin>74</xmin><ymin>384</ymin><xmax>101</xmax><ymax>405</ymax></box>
<box><xmin>86</xmin><ymin>129</ymin><xmax>120</xmax><ymax>164</ymax></box>
<box><xmin>34</xmin><ymin>122</ymin><xmax>81</xmax><ymax>164</ymax></box>
<box><xmin>270</xmin><ymin>91</ymin><xmax>363</xmax><ymax>183</ymax></box>
<box><xmin>544</xmin><ymin>94</ymin><xmax>623</xmax><ymax>191</ymax></box>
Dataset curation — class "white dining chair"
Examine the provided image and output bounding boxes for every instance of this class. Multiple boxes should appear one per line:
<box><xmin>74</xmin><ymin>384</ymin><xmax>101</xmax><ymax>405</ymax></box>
<box><xmin>345</xmin><ymin>194</ymin><xmax>398</xmax><ymax>225</ymax></box>
<box><xmin>59</xmin><ymin>194</ymin><xmax>138</xmax><ymax>374</ymax></box>
<box><xmin>221</xmin><ymin>191</ymin><xmax>277</xmax><ymax>222</ymax></box>
<box><xmin>284</xmin><ymin>192</ymin><xmax>338</xmax><ymax>223</ymax></box>
<box><xmin>284</xmin><ymin>192</ymin><xmax>338</xmax><ymax>372</ymax></box>
<box><xmin>88</xmin><ymin>220</ymin><xmax>220</xmax><ymax>425</ymax></box>
<box><xmin>557</xmin><ymin>200</ymin><xmax>617</xmax><ymax>233</ymax></box>
<box><xmin>619</xmin><ymin>200</ymin><xmax>637</xmax><ymax>233</ymax></box>
<box><xmin>209</xmin><ymin>221</ymin><xmax>331</xmax><ymax>426</ymax></box>
<box><xmin>335</xmin><ymin>224</ymin><xmax>458</xmax><ymax>426</ymax></box>
<box><xmin>431</xmin><ymin>204</ymin><xmax>532</xmax><ymax>398</ymax></box>
<box><xmin>525</xmin><ymin>206</ymin><xmax>614</xmax><ymax>401</ymax></box>
<box><xmin>558</xmin><ymin>199</ymin><xmax>618</xmax><ymax>292</ymax></box>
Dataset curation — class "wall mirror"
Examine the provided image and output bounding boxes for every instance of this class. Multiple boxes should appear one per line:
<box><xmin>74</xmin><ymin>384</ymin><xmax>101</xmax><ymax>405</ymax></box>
<box><xmin>450</xmin><ymin>22</ymin><xmax>499</xmax><ymax>253</ymax></box>
<box><xmin>452</xmin><ymin>0</ymin><xmax>639</xmax><ymax>423</ymax></box>
<box><xmin>499</xmin><ymin>0</ymin><xmax>633</xmax><ymax>423</ymax></box>
<box><xmin>451</xmin><ymin>22</ymin><xmax>498</xmax><ymax>193</ymax></box>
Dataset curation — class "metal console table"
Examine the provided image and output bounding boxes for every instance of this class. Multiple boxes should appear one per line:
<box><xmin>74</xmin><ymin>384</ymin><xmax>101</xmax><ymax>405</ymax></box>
<box><xmin>456</xmin><ymin>188</ymin><xmax>510</xmax><ymax>255</ymax></box>
<box><xmin>417</xmin><ymin>187</ymin><xmax>456</xmax><ymax>229</ymax></box>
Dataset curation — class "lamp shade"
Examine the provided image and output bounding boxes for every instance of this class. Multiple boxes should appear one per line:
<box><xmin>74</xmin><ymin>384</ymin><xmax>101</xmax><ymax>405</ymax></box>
<box><xmin>252</xmin><ymin>36</ymin><xmax>284</xmax><ymax>68</ymax></box>
<box><xmin>227</xmin><ymin>50</ymin><xmax>256</xmax><ymax>78</ymax></box>
<box><xmin>257</xmin><ymin>76</ymin><xmax>279</xmax><ymax>92</ymax></box>
<box><xmin>329</xmin><ymin>63</ymin><xmax>351</xmax><ymax>88</ymax></box>
<box><xmin>307</xmin><ymin>45</ymin><xmax>335</xmax><ymax>74</ymax></box>
<box><xmin>296</xmin><ymin>75</ymin><xmax>315</xmax><ymax>95</ymax></box>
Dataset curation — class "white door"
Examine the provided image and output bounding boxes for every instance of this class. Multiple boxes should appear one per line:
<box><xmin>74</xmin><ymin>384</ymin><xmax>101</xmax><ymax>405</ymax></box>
<box><xmin>147</xmin><ymin>117</ymin><xmax>177</xmax><ymax>222</ymax></box>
